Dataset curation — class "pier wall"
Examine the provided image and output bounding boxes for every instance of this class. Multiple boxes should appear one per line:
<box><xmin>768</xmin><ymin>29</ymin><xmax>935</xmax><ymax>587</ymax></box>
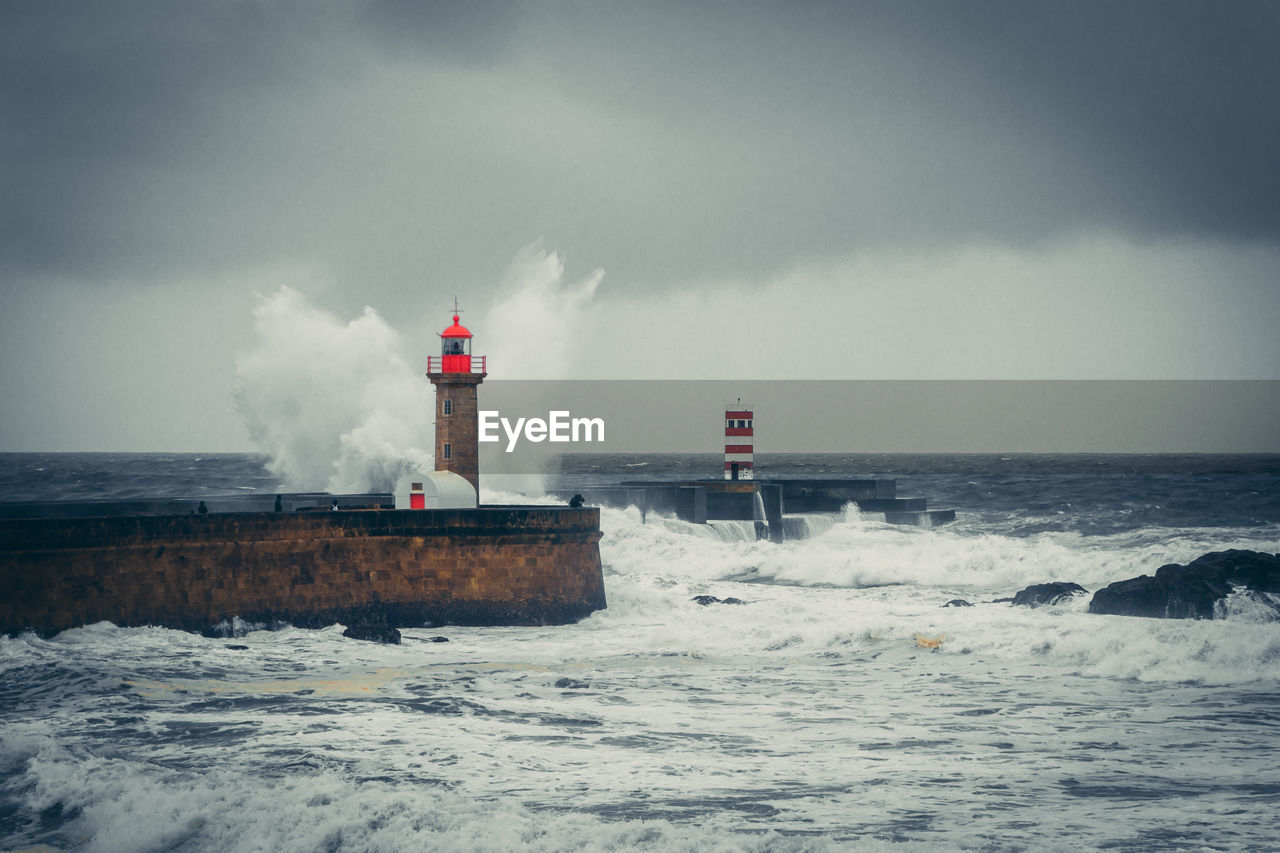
<box><xmin>551</xmin><ymin>476</ymin><xmax>951</xmax><ymax>535</ymax></box>
<box><xmin>778</xmin><ymin>479</ymin><xmax>896</xmax><ymax>512</ymax></box>
<box><xmin>0</xmin><ymin>508</ymin><xmax>605</xmax><ymax>636</ymax></box>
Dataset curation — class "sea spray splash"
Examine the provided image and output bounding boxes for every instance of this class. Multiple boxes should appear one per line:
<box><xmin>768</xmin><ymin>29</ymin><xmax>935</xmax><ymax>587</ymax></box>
<box><xmin>232</xmin><ymin>248</ymin><xmax>600</xmax><ymax>494</ymax></box>
<box><xmin>234</xmin><ymin>286</ymin><xmax>433</xmax><ymax>492</ymax></box>
<box><xmin>483</xmin><ymin>244</ymin><xmax>602</xmax><ymax>379</ymax></box>
<box><xmin>476</xmin><ymin>245</ymin><xmax>603</xmax><ymax>494</ymax></box>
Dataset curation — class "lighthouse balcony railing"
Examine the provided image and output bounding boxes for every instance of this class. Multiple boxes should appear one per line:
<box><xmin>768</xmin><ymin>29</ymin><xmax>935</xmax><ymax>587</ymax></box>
<box><xmin>428</xmin><ymin>355</ymin><xmax>486</xmax><ymax>374</ymax></box>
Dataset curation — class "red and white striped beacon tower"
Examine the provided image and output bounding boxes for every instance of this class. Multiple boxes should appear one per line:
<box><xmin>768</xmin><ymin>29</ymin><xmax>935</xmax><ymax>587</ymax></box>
<box><xmin>724</xmin><ymin>401</ymin><xmax>754</xmax><ymax>480</ymax></box>
<box><xmin>426</xmin><ymin>300</ymin><xmax>487</xmax><ymax>495</ymax></box>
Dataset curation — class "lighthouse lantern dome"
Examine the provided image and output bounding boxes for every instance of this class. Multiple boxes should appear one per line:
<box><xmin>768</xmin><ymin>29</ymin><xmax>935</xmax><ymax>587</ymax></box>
<box><xmin>440</xmin><ymin>314</ymin><xmax>471</xmax><ymax>356</ymax></box>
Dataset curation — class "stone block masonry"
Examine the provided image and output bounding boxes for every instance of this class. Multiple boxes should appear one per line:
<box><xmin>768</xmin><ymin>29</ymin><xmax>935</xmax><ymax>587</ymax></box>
<box><xmin>0</xmin><ymin>507</ymin><xmax>605</xmax><ymax>636</ymax></box>
<box><xmin>430</xmin><ymin>372</ymin><xmax>484</xmax><ymax>494</ymax></box>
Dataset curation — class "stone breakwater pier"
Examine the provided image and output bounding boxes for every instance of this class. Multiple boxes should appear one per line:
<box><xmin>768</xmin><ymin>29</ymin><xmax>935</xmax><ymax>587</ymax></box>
<box><xmin>554</xmin><ymin>478</ymin><xmax>955</xmax><ymax>542</ymax></box>
<box><xmin>0</xmin><ymin>507</ymin><xmax>605</xmax><ymax>637</ymax></box>
<box><xmin>1</xmin><ymin>307</ymin><xmax>611</xmax><ymax>638</ymax></box>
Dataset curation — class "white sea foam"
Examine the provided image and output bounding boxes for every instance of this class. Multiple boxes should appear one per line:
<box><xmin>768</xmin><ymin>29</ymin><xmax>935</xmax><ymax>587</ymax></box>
<box><xmin>1213</xmin><ymin>587</ymin><xmax>1280</xmax><ymax>623</ymax></box>
<box><xmin>604</xmin><ymin>502</ymin><xmax>1280</xmax><ymax>594</ymax></box>
<box><xmin>4</xmin><ymin>723</ymin><xmax>859</xmax><ymax>853</ymax></box>
<box><xmin>590</xmin><ymin>503</ymin><xmax>1280</xmax><ymax>685</ymax></box>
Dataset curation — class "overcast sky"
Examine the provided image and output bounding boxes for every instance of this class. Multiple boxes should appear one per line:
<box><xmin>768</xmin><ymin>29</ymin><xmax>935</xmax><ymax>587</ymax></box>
<box><xmin>2</xmin><ymin>1</ymin><xmax>1278</xmax><ymax>452</ymax></box>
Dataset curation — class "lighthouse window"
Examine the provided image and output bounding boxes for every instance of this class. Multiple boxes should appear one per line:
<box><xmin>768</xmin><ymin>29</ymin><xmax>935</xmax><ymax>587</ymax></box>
<box><xmin>443</xmin><ymin>399</ymin><xmax>453</xmax><ymax>416</ymax></box>
<box><xmin>443</xmin><ymin>443</ymin><xmax>452</xmax><ymax>460</ymax></box>
<box><xmin>738</xmin><ymin>420</ymin><xmax>746</xmax><ymax>428</ymax></box>
<box><xmin>747</xmin><ymin>420</ymin><xmax>752</xmax><ymax>428</ymax></box>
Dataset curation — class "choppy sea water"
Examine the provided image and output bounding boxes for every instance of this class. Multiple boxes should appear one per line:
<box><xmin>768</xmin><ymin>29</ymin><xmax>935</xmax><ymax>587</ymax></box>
<box><xmin>2</xmin><ymin>453</ymin><xmax>1279</xmax><ymax>852</ymax></box>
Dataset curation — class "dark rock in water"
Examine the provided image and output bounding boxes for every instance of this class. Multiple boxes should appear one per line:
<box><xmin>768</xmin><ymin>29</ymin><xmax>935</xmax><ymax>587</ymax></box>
<box><xmin>942</xmin><ymin>599</ymin><xmax>973</xmax><ymax>608</ymax></box>
<box><xmin>426</xmin><ymin>635</ymin><xmax>450</xmax><ymax>643</ymax></box>
<box><xmin>225</xmin><ymin>644</ymin><xmax>249</xmax><ymax>651</ymax></box>
<box><xmin>692</xmin><ymin>595</ymin><xmax>747</xmax><ymax>606</ymax></box>
<box><xmin>1011</xmin><ymin>582</ymin><xmax>1088</xmax><ymax>608</ymax></box>
<box><xmin>989</xmin><ymin>597</ymin><xmax>1014</xmax><ymax>604</ymax></box>
<box><xmin>555</xmin><ymin>678</ymin><xmax>589</xmax><ymax>689</ymax></box>
<box><xmin>1089</xmin><ymin>549</ymin><xmax>1280</xmax><ymax>620</ymax></box>
<box><xmin>343</xmin><ymin>625</ymin><xmax>402</xmax><ymax>644</ymax></box>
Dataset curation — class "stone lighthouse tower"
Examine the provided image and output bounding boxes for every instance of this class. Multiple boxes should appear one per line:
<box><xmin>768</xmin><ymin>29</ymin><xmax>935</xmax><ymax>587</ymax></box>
<box><xmin>427</xmin><ymin>308</ymin><xmax>487</xmax><ymax>495</ymax></box>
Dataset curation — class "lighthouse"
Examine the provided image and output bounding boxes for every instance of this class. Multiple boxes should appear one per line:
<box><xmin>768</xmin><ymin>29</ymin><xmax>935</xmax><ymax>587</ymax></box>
<box><xmin>724</xmin><ymin>402</ymin><xmax>754</xmax><ymax>480</ymax></box>
<box><xmin>427</xmin><ymin>308</ymin><xmax>487</xmax><ymax>495</ymax></box>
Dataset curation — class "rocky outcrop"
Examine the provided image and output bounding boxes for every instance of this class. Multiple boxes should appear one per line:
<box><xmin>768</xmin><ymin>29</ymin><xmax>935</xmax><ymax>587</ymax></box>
<box><xmin>941</xmin><ymin>599</ymin><xmax>973</xmax><ymax>608</ymax></box>
<box><xmin>691</xmin><ymin>595</ymin><xmax>747</xmax><ymax>606</ymax></box>
<box><xmin>343</xmin><ymin>625</ymin><xmax>402</xmax><ymax>644</ymax></box>
<box><xmin>1089</xmin><ymin>550</ymin><xmax>1280</xmax><ymax>619</ymax></box>
<box><xmin>1012</xmin><ymin>582</ymin><xmax>1087</xmax><ymax>608</ymax></box>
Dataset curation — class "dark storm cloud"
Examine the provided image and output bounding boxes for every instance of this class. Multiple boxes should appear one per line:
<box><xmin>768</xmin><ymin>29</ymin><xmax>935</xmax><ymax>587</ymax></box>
<box><xmin>875</xmin><ymin>0</ymin><xmax>1280</xmax><ymax>240</ymax></box>
<box><xmin>357</xmin><ymin>0</ymin><xmax>520</xmax><ymax>60</ymax></box>
<box><xmin>1</xmin><ymin>0</ymin><xmax>1277</xmax><ymax>290</ymax></box>
<box><xmin>0</xmin><ymin>3</ymin><xmax>295</xmax><ymax>275</ymax></box>
<box><xmin>532</xmin><ymin>0</ymin><xmax>1280</xmax><ymax>251</ymax></box>
<box><xmin>0</xmin><ymin>1</ymin><xmax>520</xmax><ymax>284</ymax></box>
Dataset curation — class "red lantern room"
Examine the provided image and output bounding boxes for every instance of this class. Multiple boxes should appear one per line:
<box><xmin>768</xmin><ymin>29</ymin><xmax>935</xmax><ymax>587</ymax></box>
<box><xmin>428</xmin><ymin>314</ymin><xmax>487</xmax><ymax>375</ymax></box>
